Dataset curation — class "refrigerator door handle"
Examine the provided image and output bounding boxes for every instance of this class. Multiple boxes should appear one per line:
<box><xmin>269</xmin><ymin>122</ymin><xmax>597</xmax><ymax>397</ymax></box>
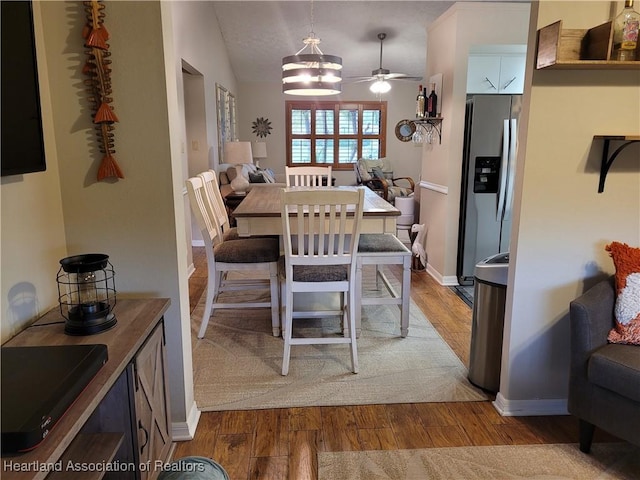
<box><xmin>503</xmin><ymin>118</ymin><xmax>518</xmax><ymax>221</ymax></box>
<box><xmin>496</xmin><ymin>119</ymin><xmax>509</xmax><ymax>221</ymax></box>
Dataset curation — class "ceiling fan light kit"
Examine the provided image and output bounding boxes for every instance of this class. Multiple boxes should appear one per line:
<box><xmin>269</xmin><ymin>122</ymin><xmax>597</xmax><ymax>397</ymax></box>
<box><xmin>370</xmin><ymin>79</ymin><xmax>391</xmax><ymax>94</ymax></box>
<box><xmin>282</xmin><ymin>2</ymin><xmax>342</xmax><ymax>96</ymax></box>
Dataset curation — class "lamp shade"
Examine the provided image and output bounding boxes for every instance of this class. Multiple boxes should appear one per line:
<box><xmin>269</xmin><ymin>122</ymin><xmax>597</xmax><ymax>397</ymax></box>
<box><xmin>251</xmin><ymin>142</ymin><xmax>267</xmax><ymax>159</ymax></box>
<box><xmin>224</xmin><ymin>141</ymin><xmax>253</xmax><ymax>165</ymax></box>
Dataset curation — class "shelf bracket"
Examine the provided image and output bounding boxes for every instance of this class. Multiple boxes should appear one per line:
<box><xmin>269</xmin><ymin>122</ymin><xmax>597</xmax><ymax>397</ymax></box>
<box><xmin>595</xmin><ymin>135</ymin><xmax>640</xmax><ymax>193</ymax></box>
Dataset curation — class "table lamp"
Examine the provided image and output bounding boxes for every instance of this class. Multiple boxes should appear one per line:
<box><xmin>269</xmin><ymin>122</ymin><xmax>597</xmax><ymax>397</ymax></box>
<box><xmin>251</xmin><ymin>142</ymin><xmax>267</xmax><ymax>168</ymax></box>
<box><xmin>224</xmin><ymin>141</ymin><xmax>252</xmax><ymax>193</ymax></box>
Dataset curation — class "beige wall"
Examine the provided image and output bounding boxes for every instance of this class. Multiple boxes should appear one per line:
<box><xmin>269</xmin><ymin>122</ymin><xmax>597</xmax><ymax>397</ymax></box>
<box><xmin>497</xmin><ymin>0</ymin><xmax>640</xmax><ymax>413</ymax></box>
<box><xmin>1</xmin><ymin>0</ymin><xmax>200</xmax><ymax>438</ymax></box>
<box><xmin>0</xmin><ymin>2</ymin><xmax>67</xmax><ymax>342</ymax></box>
<box><xmin>236</xmin><ymin>81</ymin><xmax>423</xmax><ymax>187</ymax></box>
<box><xmin>422</xmin><ymin>2</ymin><xmax>531</xmax><ymax>282</ymax></box>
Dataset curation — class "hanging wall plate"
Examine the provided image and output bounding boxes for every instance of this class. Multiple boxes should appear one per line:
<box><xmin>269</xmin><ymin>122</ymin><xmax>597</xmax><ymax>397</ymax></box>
<box><xmin>395</xmin><ymin>119</ymin><xmax>416</xmax><ymax>142</ymax></box>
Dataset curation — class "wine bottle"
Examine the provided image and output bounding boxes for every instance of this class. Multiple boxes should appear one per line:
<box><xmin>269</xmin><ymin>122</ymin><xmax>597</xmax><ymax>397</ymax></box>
<box><xmin>611</xmin><ymin>0</ymin><xmax>640</xmax><ymax>61</ymax></box>
<box><xmin>416</xmin><ymin>85</ymin><xmax>425</xmax><ymax>118</ymax></box>
<box><xmin>427</xmin><ymin>83</ymin><xmax>438</xmax><ymax>118</ymax></box>
<box><xmin>423</xmin><ymin>86</ymin><xmax>428</xmax><ymax>117</ymax></box>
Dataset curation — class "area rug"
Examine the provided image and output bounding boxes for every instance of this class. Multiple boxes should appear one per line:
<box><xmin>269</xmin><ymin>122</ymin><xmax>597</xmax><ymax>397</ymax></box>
<box><xmin>317</xmin><ymin>443</ymin><xmax>640</xmax><ymax>479</ymax></box>
<box><xmin>191</xmin><ymin>269</ymin><xmax>487</xmax><ymax>411</ymax></box>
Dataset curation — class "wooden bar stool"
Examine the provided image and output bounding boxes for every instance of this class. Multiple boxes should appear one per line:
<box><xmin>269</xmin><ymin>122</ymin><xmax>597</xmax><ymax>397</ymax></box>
<box><xmin>355</xmin><ymin>234</ymin><xmax>411</xmax><ymax>338</ymax></box>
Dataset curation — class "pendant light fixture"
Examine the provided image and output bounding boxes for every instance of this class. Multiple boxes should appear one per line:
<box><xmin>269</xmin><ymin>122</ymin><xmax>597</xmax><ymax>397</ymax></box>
<box><xmin>282</xmin><ymin>0</ymin><xmax>342</xmax><ymax>96</ymax></box>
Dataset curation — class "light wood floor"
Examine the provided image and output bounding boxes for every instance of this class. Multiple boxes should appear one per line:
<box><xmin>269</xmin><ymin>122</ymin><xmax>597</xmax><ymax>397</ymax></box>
<box><xmin>178</xmin><ymin>246</ymin><xmax>612</xmax><ymax>480</ymax></box>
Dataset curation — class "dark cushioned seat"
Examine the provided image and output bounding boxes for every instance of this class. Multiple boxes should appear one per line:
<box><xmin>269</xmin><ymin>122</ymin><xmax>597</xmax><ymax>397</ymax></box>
<box><xmin>588</xmin><ymin>344</ymin><xmax>640</xmax><ymax>403</ymax></box>
<box><xmin>278</xmin><ymin>257</ymin><xmax>347</xmax><ymax>282</ymax></box>
<box><xmin>568</xmin><ymin>277</ymin><xmax>640</xmax><ymax>453</ymax></box>
<box><xmin>213</xmin><ymin>238</ymin><xmax>279</xmax><ymax>263</ymax></box>
<box><xmin>358</xmin><ymin>233</ymin><xmax>409</xmax><ymax>253</ymax></box>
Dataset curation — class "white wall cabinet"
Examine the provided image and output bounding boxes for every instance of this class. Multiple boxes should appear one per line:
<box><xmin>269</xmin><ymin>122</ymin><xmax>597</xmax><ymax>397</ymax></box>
<box><xmin>467</xmin><ymin>54</ymin><xmax>526</xmax><ymax>94</ymax></box>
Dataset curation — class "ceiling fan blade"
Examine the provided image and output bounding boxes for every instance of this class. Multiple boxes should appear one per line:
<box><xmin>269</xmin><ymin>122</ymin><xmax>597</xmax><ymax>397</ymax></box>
<box><xmin>384</xmin><ymin>73</ymin><xmax>422</xmax><ymax>80</ymax></box>
<box><xmin>390</xmin><ymin>76</ymin><xmax>423</xmax><ymax>82</ymax></box>
<box><xmin>344</xmin><ymin>76</ymin><xmax>376</xmax><ymax>83</ymax></box>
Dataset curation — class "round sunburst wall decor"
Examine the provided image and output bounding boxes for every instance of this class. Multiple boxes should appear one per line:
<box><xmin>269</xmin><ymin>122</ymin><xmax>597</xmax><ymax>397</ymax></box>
<box><xmin>252</xmin><ymin>117</ymin><xmax>272</xmax><ymax>138</ymax></box>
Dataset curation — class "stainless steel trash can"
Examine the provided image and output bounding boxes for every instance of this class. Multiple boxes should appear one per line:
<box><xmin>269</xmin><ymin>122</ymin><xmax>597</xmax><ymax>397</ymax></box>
<box><xmin>468</xmin><ymin>252</ymin><xmax>509</xmax><ymax>392</ymax></box>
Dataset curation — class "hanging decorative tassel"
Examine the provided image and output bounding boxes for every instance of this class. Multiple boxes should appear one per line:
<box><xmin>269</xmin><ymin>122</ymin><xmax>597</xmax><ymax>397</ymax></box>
<box><xmin>82</xmin><ymin>0</ymin><xmax>123</xmax><ymax>180</ymax></box>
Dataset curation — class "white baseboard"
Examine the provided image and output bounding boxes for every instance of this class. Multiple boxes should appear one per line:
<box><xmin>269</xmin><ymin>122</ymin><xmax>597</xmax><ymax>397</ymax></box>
<box><xmin>493</xmin><ymin>392</ymin><xmax>569</xmax><ymax>416</ymax></box>
<box><xmin>426</xmin><ymin>264</ymin><xmax>458</xmax><ymax>286</ymax></box>
<box><xmin>171</xmin><ymin>401</ymin><xmax>201</xmax><ymax>441</ymax></box>
<box><xmin>192</xmin><ymin>240</ymin><xmax>205</xmax><ymax>247</ymax></box>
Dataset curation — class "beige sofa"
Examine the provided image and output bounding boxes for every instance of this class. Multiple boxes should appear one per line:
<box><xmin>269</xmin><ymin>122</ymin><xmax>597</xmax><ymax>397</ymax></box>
<box><xmin>219</xmin><ymin>164</ymin><xmax>285</xmax><ymax>198</ymax></box>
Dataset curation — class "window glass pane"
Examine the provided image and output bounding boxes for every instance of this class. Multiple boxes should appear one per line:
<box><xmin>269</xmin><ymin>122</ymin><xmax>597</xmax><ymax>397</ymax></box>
<box><xmin>362</xmin><ymin>110</ymin><xmax>380</xmax><ymax>135</ymax></box>
<box><xmin>291</xmin><ymin>109</ymin><xmax>311</xmax><ymax>135</ymax></box>
<box><xmin>315</xmin><ymin>110</ymin><xmax>334</xmax><ymax>135</ymax></box>
<box><xmin>291</xmin><ymin>139</ymin><xmax>311</xmax><ymax>164</ymax></box>
<box><xmin>338</xmin><ymin>109</ymin><xmax>358</xmax><ymax>135</ymax></box>
<box><xmin>315</xmin><ymin>139</ymin><xmax>334</xmax><ymax>164</ymax></box>
<box><xmin>362</xmin><ymin>139</ymin><xmax>380</xmax><ymax>159</ymax></box>
<box><xmin>338</xmin><ymin>139</ymin><xmax>358</xmax><ymax>164</ymax></box>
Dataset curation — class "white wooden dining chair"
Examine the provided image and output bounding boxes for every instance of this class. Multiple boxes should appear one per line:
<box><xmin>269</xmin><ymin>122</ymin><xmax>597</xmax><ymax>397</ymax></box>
<box><xmin>285</xmin><ymin>165</ymin><xmax>332</xmax><ymax>187</ymax></box>
<box><xmin>279</xmin><ymin>187</ymin><xmax>364</xmax><ymax>375</ymax></box>
<box><xmin>199</xmin><ymin>169</ymin><xmax>240</xmax><ymax>241</ymax></box>
<box><xmin>355</xmin><ymin>234</ymin><xmax>411</xmax><ymax>338</ymax></box>
<box><xmin>186</xmin><ymin>175</ymin><xmax>280</xmax><ymax>338</ymax></box>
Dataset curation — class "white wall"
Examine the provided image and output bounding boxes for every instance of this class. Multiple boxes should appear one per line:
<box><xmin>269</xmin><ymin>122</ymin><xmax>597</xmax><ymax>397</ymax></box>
<box><xmin>496</xmin><ymin>0</ymin><xmax>640</xmax><ymax>415</ymax></box>
<box><xmin>422</xmin><ymin>2</ymin><xmax>531</xmax><ymax>282</ymax></box>
<box><xmin>0</xmin><ymin>2</ymin><xmax>67</xmax><ymax>342</ymax></box>
<box><xmin>236</xmin><ymin>81</ymin><xmax>423</xmax><ymax>188</ymax></box>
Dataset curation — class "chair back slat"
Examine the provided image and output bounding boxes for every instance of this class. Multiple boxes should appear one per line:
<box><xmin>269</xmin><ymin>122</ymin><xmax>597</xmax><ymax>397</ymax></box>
<box><xmin>199</xmin><ymin>170</ymin><xmax>230</xmax><ymax>238</ymax></box>
<box><xmin>281</xmin><ymin>188</ymin><xmax>364</xmax><ymax>270</ymax></box>
<box><xmin>285</xmin><ymin>166</ymin><xmax>332</xmax><ymax>187</ymax></box>
<box><xmin>186</xmin><ymin>176</ymin><xmax>222</xmax><ymax>248</ymax></box>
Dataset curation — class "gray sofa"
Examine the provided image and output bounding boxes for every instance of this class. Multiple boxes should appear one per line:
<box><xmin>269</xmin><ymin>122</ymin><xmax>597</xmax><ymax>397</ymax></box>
<box><xmin>568</xmin><ymin>277</ymin><xmax>640</xmax><ymax>453</ymax></box>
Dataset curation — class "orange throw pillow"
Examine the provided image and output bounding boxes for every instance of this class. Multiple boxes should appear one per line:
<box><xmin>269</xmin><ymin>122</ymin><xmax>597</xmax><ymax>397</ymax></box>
<box><xmin>606</xmin><ymin>242</ymin><xmax>640</xmax><ymax>345</ymax></box>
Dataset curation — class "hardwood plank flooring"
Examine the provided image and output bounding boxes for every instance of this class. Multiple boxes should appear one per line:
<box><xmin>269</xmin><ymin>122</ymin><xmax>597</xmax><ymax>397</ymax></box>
<box><xmin>180</xmin><ymin>246</ymin><xmax>613</xmax><ymax>479</ymax></box>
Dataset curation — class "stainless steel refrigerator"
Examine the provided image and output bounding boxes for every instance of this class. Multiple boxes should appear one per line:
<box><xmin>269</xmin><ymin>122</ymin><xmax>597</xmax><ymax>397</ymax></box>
<box><xmin>457</xmin><ymin>94</ymin><xmax>521</xmax><ymax>286</ymax></box>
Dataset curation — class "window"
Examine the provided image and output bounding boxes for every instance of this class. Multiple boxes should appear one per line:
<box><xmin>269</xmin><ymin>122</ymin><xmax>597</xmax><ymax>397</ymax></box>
<box><xmin>286</xmin><ymin>101</ymin><xmax>387</xmax><ymax>170</ymax></box>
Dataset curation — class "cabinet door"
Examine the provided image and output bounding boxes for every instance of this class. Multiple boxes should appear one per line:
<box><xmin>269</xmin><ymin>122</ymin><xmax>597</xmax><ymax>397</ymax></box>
<box><xmin>466</xmin><ymin>55</ymin><xmax>501</xmax><ymax>94</ymax></box>
<box><xmin>498</xmin><ymin>55</ymin><xmax>526</xmax><ymax>94</ymax></box>
<box><xmin>134</xmin><ymin>322</ymin><xmax>172</xmax><ymax>480</ymax></box>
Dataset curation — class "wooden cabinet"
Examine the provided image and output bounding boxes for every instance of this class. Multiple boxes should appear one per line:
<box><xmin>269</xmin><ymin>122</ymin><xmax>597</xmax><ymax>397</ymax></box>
<box><xmin>1</xmin><ymin>299</ymin><xmax>172</xmax><ymax>480</ymax></box>
<box><xmin>133</xmin><ymin>324</ymin><xmax>171</xmax><ymax>480</ymax></box>
<box><xmin>466</xmin><ymin>54</ymin><xmax>526</xmax><ymax>94</ymax></box>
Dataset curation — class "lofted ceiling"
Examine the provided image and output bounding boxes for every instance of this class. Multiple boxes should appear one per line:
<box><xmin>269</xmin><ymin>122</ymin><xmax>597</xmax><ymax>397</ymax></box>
<box><xmin>210</xmin><ymin>1</ymin><xmax>458</xmax><ymax>85</ymax></box>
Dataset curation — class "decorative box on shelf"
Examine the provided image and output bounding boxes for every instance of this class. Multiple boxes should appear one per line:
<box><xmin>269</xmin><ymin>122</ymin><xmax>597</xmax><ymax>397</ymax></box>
<box><xmin>536</xmin><ymin>20</ymin><xmax>640</xmax><ymax>69</ymax></box>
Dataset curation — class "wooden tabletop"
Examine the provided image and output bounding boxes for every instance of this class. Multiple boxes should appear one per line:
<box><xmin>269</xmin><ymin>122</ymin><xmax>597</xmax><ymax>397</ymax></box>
<box><xmin>233</xmin><ymin>186</ymin><xmax>400</xmax><ymax>218</ymax></box>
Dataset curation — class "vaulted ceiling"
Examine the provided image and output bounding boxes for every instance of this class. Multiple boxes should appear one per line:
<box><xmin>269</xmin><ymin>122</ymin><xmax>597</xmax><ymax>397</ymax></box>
<box><xmin>211</xmin><ymin>1</ymin><xmax>457</xmax><ymax>85</ymax></box>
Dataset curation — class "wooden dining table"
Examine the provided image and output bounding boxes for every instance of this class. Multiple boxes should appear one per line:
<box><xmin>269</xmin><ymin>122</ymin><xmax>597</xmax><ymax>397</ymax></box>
<box><xmin>232</xmin><ymin>185</ymin><xmax>400</xmax><ymax>237</ymax></box>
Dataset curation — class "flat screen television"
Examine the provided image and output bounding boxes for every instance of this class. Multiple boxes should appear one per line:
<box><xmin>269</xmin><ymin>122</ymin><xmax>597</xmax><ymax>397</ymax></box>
<box><xmin>1</xmin><ymin>0</ymin><xmax>46</xmax><ymax>177</ymax></box>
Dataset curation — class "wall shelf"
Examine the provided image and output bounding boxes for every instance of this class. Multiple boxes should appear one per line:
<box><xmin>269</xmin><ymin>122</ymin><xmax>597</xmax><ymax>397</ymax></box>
<box><xmin>536</xmin><ymin>20</ymin><xmax>640</xmax><ymax>70</ymax></box>
<box><xmin>414</xmin><ymin>117</ymin><xmax>443</xmax><ymax>144</ymax></box>
<box><xmin>595</xmin><ymin>135</ymin><xmax>640</xmax><ymax>193</ymax></box>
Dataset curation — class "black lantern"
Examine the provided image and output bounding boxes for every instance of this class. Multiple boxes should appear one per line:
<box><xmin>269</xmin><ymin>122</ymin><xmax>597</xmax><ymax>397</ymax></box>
<box><xmin>57</xmin><ymin>254</ymin><xmax>117</xmax><ymax>335</ymax></box>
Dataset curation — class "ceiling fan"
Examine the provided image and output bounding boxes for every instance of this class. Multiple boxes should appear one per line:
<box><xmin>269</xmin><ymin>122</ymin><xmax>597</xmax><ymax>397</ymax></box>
<box><xmin>350</xmin><ymin>33</ymin><xmax>422</xmax><ymax>93</ymax></box>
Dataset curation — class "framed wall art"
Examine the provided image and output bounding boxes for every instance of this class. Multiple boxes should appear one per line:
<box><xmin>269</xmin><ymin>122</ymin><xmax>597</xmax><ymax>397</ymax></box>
<box><xmin>216</xmin><ymin>83</ymin><xmax>237</xmax><ymax>162</ymax></box>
